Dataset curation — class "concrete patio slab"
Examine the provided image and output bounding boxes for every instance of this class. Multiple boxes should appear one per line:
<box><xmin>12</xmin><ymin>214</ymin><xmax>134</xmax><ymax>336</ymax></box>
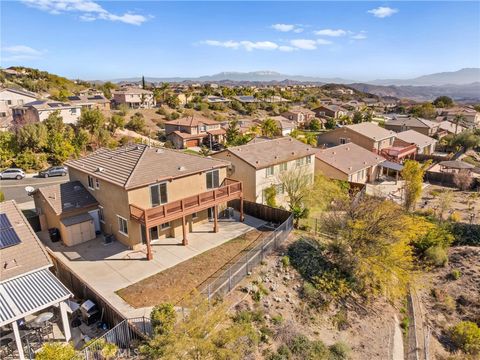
<box><xmin>38</xmin><ymin>212</ymin><xmax>266</xmax><ymax>318</ymax></box>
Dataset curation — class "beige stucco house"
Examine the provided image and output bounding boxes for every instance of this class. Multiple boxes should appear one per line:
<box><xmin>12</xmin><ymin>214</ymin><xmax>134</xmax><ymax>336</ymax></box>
<box><xmin>212</xmin><ymin>137</ymin><xmax>316</xmax><ymax>207</ymax></box>
<box><xmin>165</xmin><ymin>115</ymin><xmax>225</xmax><ymax>148</ymax></box>
<box><xmin>13</xmin><ymin>100</ymin><xmax>82</xmax><ymax>125</ymax></box>
<box><xmin>385</xmin><ymin>116</ymin><xmax>440</xmax><ymax>137</ymax></box>
<box><xmin>34</xmin><ymin>145</ymin><xmax>243</xmax><ymax>260</ymax></box>
<box><xmin>0</xmin><ymin>88</ymin><xmax>39</xmax><ymax>127</ymax></box>
<box><xmin>112</xmin><ymin>88</ymin><xmax>155</xmax><ymax>109</ymax></box>
<box><xmin>394</xmin><ymin>130</ymin><xmax>437</xmax><ymax>155</ymax></box>
<box><xmin>315</xmin><ymin>143</ymin><xmax>386</xmax><ymax>183</ymax></box>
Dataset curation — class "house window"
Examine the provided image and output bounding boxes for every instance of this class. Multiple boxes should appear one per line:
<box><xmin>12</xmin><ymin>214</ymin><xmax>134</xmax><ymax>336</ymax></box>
<box><xmin>95</xmin><ymin>178</ymin><xmax>100</xmax><ymax>189</ymax></box>
<box><xmin>199</xmin><ymin>125</ymin><xmax>206</xmax><ymax>132</ymax></box>
<box><xmin>206</xmin><ymin>170</ymin><xmax>219</xmax><ymax>189</ymax></box>
<box><xmin>160</xmin><ymin>222</ymin><xmax>170</xmax><ymax>230</ymax></box>
<box><xmin>279</xmin><ymin>163</ymin><xmax>287</xmax><ymax>172</ymax></box>
<box><xmin>0</xmin><ymin>112</ymin><xmax>6</xmax><ymax>117</ymax></box>
<box><xmin>151</xmin><ymin>182</ymin><xmax>168</xmax><ymax>207</ymax></box>
<box><xmin>70</xmin><ymin>108</ymin><xmax>77</xmax><ymax>114</ymax></box>
<box><xmin>88</xmin><ymin>175</ymin><xmax>95</xmax><ymax>189</ymax></box>
<box><xmin>98</xmin><ymin>206</ymin><xmax>105</xmax><ymax>223</ymax></box>
<box><xmin>117</xmin><ymin>216</ymin><xmax>128</xmax><ymax>236</ymax></box>
<box><xmin>150</xmin><ymin>226</ymin><xmax>159</xmax><ymax>240</ymax></box>
<box><xmin>275</xmin><ymin>183</ymin><xmax>284</xmax><ymax>194</ymax></box>
<box><xmin>305</xmin><ymin>156</ymin><xmax>312</xmax><ymax>165</ymax></box>
<box><xmin>192</xmin><ymin>212</ymin><xmax>198</xmax><ymax>219</ymax></box>
<box><xmin>7</xmin><ymin>100</ymin><xmax>12</xmax><ymax>105</ymax></box>
<box><xmin>296</xmin><ymin>158</ymin><xmax>305</xmax><ymax>167</ymax></box>
<box><xmin>266</xmin><ymin>166</ymin><xmax>275</xmax><ymax>177</ymax></box>
<box><xmin>340</xmin><ymin>138</ymin><xmax>347</xmax><ymax>144</ymax></box>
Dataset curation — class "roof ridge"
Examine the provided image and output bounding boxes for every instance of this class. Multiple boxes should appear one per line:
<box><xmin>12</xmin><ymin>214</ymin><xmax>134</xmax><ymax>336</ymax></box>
<box><xmin>124</xmin><ymin>145</ymin><xmax>149</xmax><ymax>188</ymax></box>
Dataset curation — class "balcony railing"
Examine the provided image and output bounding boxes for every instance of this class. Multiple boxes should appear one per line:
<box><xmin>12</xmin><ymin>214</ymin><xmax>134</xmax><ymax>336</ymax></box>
<box><xmin>129</xmin><ymin>178</ymin><xmax>242</xmax><ymax>227</ymax></box>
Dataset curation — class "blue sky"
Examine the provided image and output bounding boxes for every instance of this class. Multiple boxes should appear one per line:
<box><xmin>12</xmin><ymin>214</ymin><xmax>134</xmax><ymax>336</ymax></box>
<box><xmin>1</xmin><ymin>1</ymin><xmax>479</xmax><ymax>81</ymax></box>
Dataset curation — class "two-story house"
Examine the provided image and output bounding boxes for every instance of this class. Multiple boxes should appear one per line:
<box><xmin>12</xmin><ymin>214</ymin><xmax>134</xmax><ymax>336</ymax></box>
<box><xmin>67</xmin><ymin>94</ymin><xmax>111</xmax><ymax>111</ymax></box>
<box><xmin>384</xmin><ymin>116</ymin><xmax>440</xmax><ymax>137</ymax></box>
<box><xmin>315</xmin><ymin>142</ymin><xmax>386</xmax><ymax>184</ymax></box>
<box><xmin>281</xmin><ymin>107</ymin><xmax>316</xmax><ymax>128</ymax></box>
<box><xmin>312</xmin><ymin>104</ymin><xmax>348</xmax><ymax>119</ymax></box>
<box><xmin>13</xmin><ymin>100</ymin><xmax>82</xmax><ymax>125</ymax></box>
<box><xmin>112</xmin><ymin>88</ymin><xmax>156</xmax><ymax>109</ymax></box>
<box><xmin>34</xmin><ymin>145</ymin><xmax>243</xmax><ymax>261</ymax></box>
<box><xmin>0</xmin><ymin>88</ymin><xmax>39</xmax><ymax>128</ymax></box>
<box><xmin>212</xmin><ymin>137</ymin><xmax>316</xmax><ymax>207</ymax></box>
<box><xmin>165</xmin><ymin>115</ymin><xmax>225</xmax><ymax>149</ymax></box>
<box><xmin>394</xmin><ymin>130</ymin><xmax>437</xmax><ymax>155</ymax></box>
<box><xmin>317</xmin><ymin>123</ymin><xmax>397</xmax><ymax>153</ymax></box>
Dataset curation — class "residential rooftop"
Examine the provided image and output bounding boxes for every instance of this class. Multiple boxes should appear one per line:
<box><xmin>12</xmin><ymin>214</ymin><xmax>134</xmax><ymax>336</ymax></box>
<box><xmin>165</xmin><ymin>115</ymin><xmax>219</xmax><ymax>127</ymax></box>
<box><xmin>66</xmin><ymin>144</ymin><xmax>229</xmax><ymax>190</ymax></box>
<box><xmin>0</xmin><ymin>200</ymin><xmax>51</xmax><ymax>281</ymax></box>
<box><xmin>395</xmin><ymin>130</ymin><xmax>437</xmax><ymax>148</ymax></box>
<box><xmin>345</xmin><ymin>122</ymin><xmax>396</xmax><ymax>141</ymax></box>
<box><xmin>315</xmin><ymin>142</ymin><xmax>385</xmax><ymax>175</ymax></box>
<box><xmin>218</xmin><ymin>137</ymin><xmax>316</xmax><ymax>169</ymax></box>
<box><xmin>387</xmin><ymin>116</ymin><xmax>438</xmax><ymax>129</ymax></box>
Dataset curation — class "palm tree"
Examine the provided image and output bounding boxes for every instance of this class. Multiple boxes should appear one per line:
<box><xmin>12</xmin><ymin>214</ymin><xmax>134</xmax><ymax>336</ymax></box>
<box><xmin>453</xmin><ymin>114</ymin><xmax>465</xmax><ymax>136</ymax></box>
<box><xmin>260</xmin><ymin>118</ymin><xmax>279</xmax><ymax>138</ymax></box>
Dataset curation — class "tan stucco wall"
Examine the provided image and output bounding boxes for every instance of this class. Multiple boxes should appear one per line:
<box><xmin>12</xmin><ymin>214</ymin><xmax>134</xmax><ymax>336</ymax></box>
<box><xmin>314</xmin><ymin>159</ymin><xmax>348</xmax><ymax>181</ymax></box>
<box><xmin>317</xmin><ymin>128</ymin><xmax>395</xmax><ymax>152</ymax></box>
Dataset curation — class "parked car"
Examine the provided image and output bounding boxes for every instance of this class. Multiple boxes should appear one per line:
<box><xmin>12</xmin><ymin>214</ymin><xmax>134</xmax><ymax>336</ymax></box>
<box><xmin>0</xmin><ymin>168</ymin><xmax>26</xmax><ymax>180</ymax></box>
<box><xmin>38</xmin><ymin>166</ymin><xmax>68</xmax><ymax>178</ymax></box>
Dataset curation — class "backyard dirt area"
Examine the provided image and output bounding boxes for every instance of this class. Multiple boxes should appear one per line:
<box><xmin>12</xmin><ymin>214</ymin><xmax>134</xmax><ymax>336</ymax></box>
<box><xmin>419</xmin><ymin>185</ymin><xmax>480</xmax><ymax>223</ymax></box>
<box><xmin>224</xmin><ymin>236</ymin><xmax>402</xmax><ymax>360</ymax></box>
<box><xmin>116</xmin><ymin>227</ymin><xmax>272</xmax><ymax>308</ymax></box>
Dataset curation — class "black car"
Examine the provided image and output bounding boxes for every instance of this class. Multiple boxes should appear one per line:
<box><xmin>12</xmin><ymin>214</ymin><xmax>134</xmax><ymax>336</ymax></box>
<box><xmin>39</xmin><ymin>166</ymin><xmax>68</xmax><ymax>178</ymax></box>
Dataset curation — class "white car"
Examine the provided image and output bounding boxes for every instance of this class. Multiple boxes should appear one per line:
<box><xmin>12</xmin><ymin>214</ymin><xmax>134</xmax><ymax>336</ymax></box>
<box><xmin>0</xmin><ymin>168</ymin><xmax>26</xmax><ymax>180</ymax></box>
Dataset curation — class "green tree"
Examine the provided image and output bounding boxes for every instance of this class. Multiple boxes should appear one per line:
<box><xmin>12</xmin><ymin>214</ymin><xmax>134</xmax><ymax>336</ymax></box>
<box><xmin>433</xmin><ymin>96</ymin><xmax>454</xmax><ymax>108</ymax></box>
<box><xmin>35</xmin><ymin>342</ymin><xmax>78</xmax><ymax>360</ymax></box>
<box><xmin>279</xmin><ymin>167</ymin><xmax>313</xmax><ymax>227</ymax></box>
<box><xmin>0</xmin><ymin>131</ymin><xmax>16</xmax><ymax>167</ymax></box>
<box><xmin>72</xmin><ymin>128</ymin><xmax>89</xmax><ymax>155</ymax></box>
<box><xmin>263</xmin><ymin>185</ymin><xmax>277</xmax><ymax>208</ymax></box>
<box><xmin>142</xmin><ymin>75</ymin><xmax>146</xmax><ymax>89</ymax></box>
<box><xmin>401</xmin><ymin>160</ymin><xmax>431</xmax><ymax>211</ymax></box>
<box><xmin>100</xmin><ymin>81</ymin><xmax>116</xmax><ymax>99</ymax></box>
<box><xmin>352</xmin><ymin>111</ymin><xmax>363</xmax><ymax>124</ymax></box>
<box><xmin>449</xmin><ymin>321</ymin><xmax>480</xmax><ymax>355</ymax></box>
<box><xmin>325</xmin><ymin>117</ymin><xmax>336</xmax><ymax>130</ymax></box>
<box><xmin>410</xmin><ymin>103</ymin><xmax>436</xmax><ymax>119</ymax></box>
<box><xmin>309</xmin><ymin>118</ymin><xmax>322</xmax><ymax>131</ymax></box>
<box><xmin>260</xmin><ymin>118</ymin><xmax>280</xmax><ymax>138</ymax></box>
<box><xmin>126</xmin><ymin>112</ymin><xmax>146</xmax><ymax>133</ymax></box>
<box><xmin>47</xmin><ymin>132</ymin><xmax>75</xmax><ymax>164</ymax></box>
<box><xmin>151</xmin><ymin>303</ymin><xmax>176</xmax><ymax>336</ymax></box>
<box><xmin>16</xmin><ymin>123</ymin><xmax>48</xmax><ymax>152</ymax></box>
<box><xmin>108</xmin><ymin>114</ymin><xmax>125</xmax><ymax>133</ymax></box>
<box><xmin>78</xmin><ymin>108</ymin><xmax>106</xmax><ymax>138</ymax></box>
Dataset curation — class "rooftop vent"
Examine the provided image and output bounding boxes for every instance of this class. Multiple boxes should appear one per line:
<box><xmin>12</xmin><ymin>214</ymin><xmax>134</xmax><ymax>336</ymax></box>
<box><xmin>95</xmin><ymin>167</ymin><xmax>104</xmax><ymax>172</ymax></box>
<box><xmin>178</xmin><ymin>166</ymin><xmax>186</xmax><ymax>171</ymax></box>
<box><xmin>3</xmin><ymin>259</ymin><xmax>18</xmax><ymax>270</ymax></box>
<box><xmin>156</xmin><ymin>149</ymin><xmax>164</xmax><ymax>154</ymax></box>
<box><xmin>73</xmin><ymin>185</ymin><xmax>81</xmax><ymax>191</ymax></box>
<box><xmin>348</xmin><ymin>167</ymin><xmax>352</xmax><ymax>170</ymax></box>
<box><xmin>63</xmin><ymin>202</ymin><xmax>73</xmax><ymax>208</ymax></box>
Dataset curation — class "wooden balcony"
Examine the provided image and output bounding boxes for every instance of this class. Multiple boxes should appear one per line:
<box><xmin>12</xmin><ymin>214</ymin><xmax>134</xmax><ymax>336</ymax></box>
<box><xmin>129</xmin><ymin>178</ymin><xmax>243</xmax><ymax>228</ymax></box>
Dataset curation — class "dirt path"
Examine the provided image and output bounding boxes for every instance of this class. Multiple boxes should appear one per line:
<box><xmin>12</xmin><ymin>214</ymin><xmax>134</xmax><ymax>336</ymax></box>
<box><xmin>393</xmin><ymin>315</ymin><xmax>405</xmax><ymax>360</ymax></box>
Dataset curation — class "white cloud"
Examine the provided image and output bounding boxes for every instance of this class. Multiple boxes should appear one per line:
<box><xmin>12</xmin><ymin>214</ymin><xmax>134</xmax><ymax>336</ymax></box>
<box><xmin>21</xmin><ymin>0</ymin><xmax>149</xmax><ymax>25</ymax></box>
<box><xmin>314</xmin><ymin>29</ymin><xmax>347</xmax><ymax>37</ymax></box>
<box><xmin>203</xmin><ymin>40</ymin><xmax>240</xmax><ymax>49</ymax></box>
<box><xmin>1</xmin><ymin>45</ymin><xmax>45</xmax><ymax>61</ymax></box>
<box><xmin>271</xmin><ymin>23</ymin><xmax>304</xmax><ymax>33</ymax></box>
<box><xmin>240</xmin><ymin>41</ymin><xmax>278</xmax><ymax>51</ymax></box>
<box><xmin>316</xmin><ymin>39</ymin><xmax>333</xmax><ymax>45</ymax></box>
<box><xmin>367</xmin><ymin>6</ymin><xmax>398</xmax><ymax>18</ymax></box>
<box><xmin>278</xmin><ymin>45</ymin><xmax>296</xmax><ymax>52</ymax></box>
<box><xmin>290</xmin><ymin>39</ymin><xmax>317</xmax><ymax>50</ymax></box>
<box><xmin>351</xmin><ymin>31</ymin><xmax>367</xmax><ymax>40</ymax></box>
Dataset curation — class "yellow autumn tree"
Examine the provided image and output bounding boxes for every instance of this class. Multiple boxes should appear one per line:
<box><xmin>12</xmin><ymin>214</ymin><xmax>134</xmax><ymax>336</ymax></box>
<box><xmin>401</xmin><ymin>160</ymin><xmax>432</xmax><ymax>211</ymax></box>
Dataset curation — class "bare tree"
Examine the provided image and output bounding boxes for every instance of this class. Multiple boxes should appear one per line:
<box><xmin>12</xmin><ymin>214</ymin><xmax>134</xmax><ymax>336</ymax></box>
<box><xmin>278</xmin><ymin>167</ymin><xmax>313</xmax><ymax>227</ymax></box>
<box><xmin>453</xmin><ymin>170</ymin><xmax>473</xmax><ymax>191</ymax></box>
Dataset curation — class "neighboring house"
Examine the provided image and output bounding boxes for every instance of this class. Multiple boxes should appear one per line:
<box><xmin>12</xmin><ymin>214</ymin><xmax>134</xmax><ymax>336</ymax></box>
<box><xmin>381</xmin><ymin>98</ymin><xmax>399</xmax><ymax>109</ymax></box>
<box><xmin>212</xmin><ymin>137</ymin><xmax>316</xmax><ymax>207</ymax></box>
<box><xmin>362</xmin><ymin>98</ymin><xmax>382</xmax><ymax>107</ymax></box>
<box><xmin>0</xmin><ymin>87</ymin><xmax>38</xmax><ymax>107</ymax></box>
<box><xmin>33</xmin><ymin>181</ymin><xmax>100</xmax><ymax>247</ymax></box>
<box><xmin>221</xmin><ymin>118</ymin><xmax>258</xmax><ymax>136</ymax></box>
<box><xmin>0</xmin><ymin>200</ymin><xmax>73</xmax><ymax>360</ymax></box>
<box><xmin>394</xmin><ymin>130</ymin><xmax>437</xmax><ymax>155</ymax></box>
<box><xmin>440</xmin><ymin>107</ymin><xmax>480</xmax><ymax>129</ymax></box>
<box><xmin>67</xmin><ymin>94</ymin><xmax>111</xmax><ymax>111</ymax></box>
<box><xmin>204</xmin><ymin>95</ymin><xmax>231</xmax><ymax>104</ymax></box>
<box><xmin>164</xmin><ymin>115</ymin><xmax>226</xmax><ymax>148</ymax></box>
<box><xmin>266</xmin><ymin>115</ymin><xmax>296</xmax><ymax>136</ymax></box>
<box><xmin>281</xmin><ymin>107</ymin><xmax>316</xmax><ymax>128</ymax></box>
<box><xmin>317</xmin><ymin>122</ymin><xmax>397</xmax><ymax>153</ymax></box>
<box><xmin>0</xmin><ymin>101</ymin><xmax>12</xmax><ymax>131</ymax></box>
<box><xmin>112</xmin><ymin>88</ymin><xmax>156</xmax><ymax>109</ymax></box>
<box><xmin>54</xmin><ymin>144</ymin><xmax>242</xmax><ymax>260</ymax></box>
<box><xmin>343</xmin><ymin>100</ymin><xmax>364</xmax><ymax>111</ymax></box>
<box><xmin>172</xmin><ymin>91</ymin><xmax>193</xmax><ymax>106</ymax></box>
<box><xmin>315</xmin><ymin>143</ymin><xmax>386</xmax><ymax>184</ymax></box>
<box><xmin>438</xmin><ymin>120</ymin><xmax>466</xmax><ymax>135</ymax></box>
<box><xmin>232</xmin><ymin>95</ymin><xmax>259</xmax><ymax>103</ymax></box>
<box><xmin>13</xmin><ymin>100</ymin><xmax>82</xmax><ymax>125</ymax></box>
<box><xmin>312</xmin><ymin>105</ymin><xmax>348</xmax><ymax>119</ymax></box>
<box><xmin>384</xmin><ymin>116</ymin><xmax>440</xmax><ymax>137</ymax></box>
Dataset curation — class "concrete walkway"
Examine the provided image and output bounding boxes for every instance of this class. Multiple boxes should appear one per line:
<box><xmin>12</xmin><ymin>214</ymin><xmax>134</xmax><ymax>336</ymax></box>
<box><xmin>39</xmin><ymin>213</ymin><xmax>265</xmax><ymax>319</ymax></box>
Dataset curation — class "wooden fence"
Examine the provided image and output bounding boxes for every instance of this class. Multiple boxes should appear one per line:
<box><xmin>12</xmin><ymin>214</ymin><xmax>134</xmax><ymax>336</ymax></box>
<box><xmin>228</xmin><ymin>199</ymin><xmax>291</xmax><ymax>224</ymax></box>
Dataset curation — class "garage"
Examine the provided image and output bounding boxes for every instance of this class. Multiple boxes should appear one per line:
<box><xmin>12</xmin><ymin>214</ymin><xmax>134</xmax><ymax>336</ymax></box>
<box><xmin>60</xmin><ymin>213</ymin><xmax>96</xmax><ymax>246</ymax></box>
<box><xmin>185</xmin><ymin>139</ymin><xmax>200</xmax><ymax>147</ymax></box>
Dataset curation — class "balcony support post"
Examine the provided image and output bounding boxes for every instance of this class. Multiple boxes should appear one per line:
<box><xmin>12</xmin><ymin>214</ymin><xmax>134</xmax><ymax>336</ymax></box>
<box><xmin>240</xmin><ymin>197</ymin><xmax>245</xmax><ymax>222</ymax></box>
<box><xmin>182</xmin><ymin>216</ymin><xmax>188</xmax><ymax>246</ymax></box>
<box><xmin>145</xmin><ymin>210</ymin><xmax>153</xmax><ymax>261</ymax></box>
<box><xmin>213</xmin><ymin>205</ymin><xmax>219</xmax><ymax>233</ymax></box>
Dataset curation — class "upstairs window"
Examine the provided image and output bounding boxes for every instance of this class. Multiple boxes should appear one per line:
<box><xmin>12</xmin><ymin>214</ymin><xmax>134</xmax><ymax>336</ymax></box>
<box><xmin>151</xmin><ymin>182</ymin><xmax>168</xmax><ymax>207</ymax></box>
<box><xmin>206</xmin><ymin>170</ymin><xmax>219</xmax><ymax>189</ymax></box>
<box><xmin>117</xmin><ymin>216</ymin><xmax>128</xmax><ymax>236</ymax></box>
<box><xmin>305</xmin><ymin>156</ymin><xmax>312</xmax><ymax>165</ymax></box>
<box><xmin>88</xmin><ymin>175</ymin><xmax>95</xmax><ymax>189</ymax></box>
<box><xmin>279</xmin><ymin>163</ymin><xmax>287</xmax><ymax>172</ymax></box>
<box><xmin>266</xmin><ymin>166</ymin><xmax>275</xmax><ymax>177</ymax></box>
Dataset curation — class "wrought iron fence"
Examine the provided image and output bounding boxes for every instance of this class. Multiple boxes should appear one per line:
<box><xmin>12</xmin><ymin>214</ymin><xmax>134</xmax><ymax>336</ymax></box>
<box><xmin>79</xmin><ymin>317</ymin><xmax>151</xmax><ymax>360</ymax></box>
<box><xmin>199</xmin><ymin>214</ymin><xmax>293</xmax><ymax>301</ymax></box>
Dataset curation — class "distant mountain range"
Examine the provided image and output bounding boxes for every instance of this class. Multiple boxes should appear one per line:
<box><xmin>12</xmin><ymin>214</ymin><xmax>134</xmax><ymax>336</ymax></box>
<box><xmin>112</xmin><ymin>68</ymin><xmax>480</xmax><ymax>87</ymax></box>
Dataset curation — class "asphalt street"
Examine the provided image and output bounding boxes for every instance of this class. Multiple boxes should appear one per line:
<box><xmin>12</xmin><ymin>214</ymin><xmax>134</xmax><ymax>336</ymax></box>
<box><xmin>1</xmin><ymin>174</ymin><xmax>70</xmax><ymax>204</ymax></box>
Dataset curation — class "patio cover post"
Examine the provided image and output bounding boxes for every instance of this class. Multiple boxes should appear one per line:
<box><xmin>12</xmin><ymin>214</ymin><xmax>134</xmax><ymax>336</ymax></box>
<box><xmin>60</xmin><ymin>301</ymin><xmax>71</xmax><ymax>341</ymax></box>
<box><xmin>12</xmin><ymin>321</ymin><xmax>25</xmax><ymax>360</ymax></box>
<box><xmin>182</xmin><ymin>216</ymin><xmax>188</xmax><ymax>245</ymax></box>
<box><xmin>213</xmin><ymin>205</ymin><xmax>218</xmax><ymax>233</ymax></box>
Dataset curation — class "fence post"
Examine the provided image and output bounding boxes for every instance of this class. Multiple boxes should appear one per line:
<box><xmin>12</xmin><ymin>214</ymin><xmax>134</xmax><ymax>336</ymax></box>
<box><xmin>228</xmin><ymin>267</ymin><xmax>232</xmax><ymax>291</ymax></box>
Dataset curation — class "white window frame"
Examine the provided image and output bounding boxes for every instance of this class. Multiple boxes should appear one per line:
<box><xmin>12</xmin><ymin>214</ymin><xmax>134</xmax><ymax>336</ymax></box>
<box><xmin>150</xmin><ymin>182</ymin><xmax>168</xmax><ymax>207</ymax></box>
<box><xmin>305</xmin><ymin>155</ymin><xmax>312</xmax><ymax>165</ymax></box>
<box><xmin>117</xmin><ymin>215</ymin><xmax>129</xmax><ymax>236</ymax></box>
<box><xmin>279</xmin><ymin>163</ymin><xmax>287</xmax><ymax>172</ymax></box>
<box><xmin>98</xmin><ymin>206</ymin><xmax>105</xmax><ymax>223</ymax></box>
<box><xmin>95</xmin><ymin>177</ymin><xmax>100</xmax><ymax>189</ymax></box>
<box><xmin>192</xmin><ymin>212</ymin><xmax>198</xmax><ymax>219</ymax></box>
<box><xmin>339</xmin><ymin>138</ymin><xmax>347</xmax><ymax>145</ymax></box>
<box><xmin>265</xmin><ymin>166</ymin><xmax>275</xmax><ymax>177</ymax></box>
<box><xmin>206</xmin><ymin>169</ymin><xmax>220</xmax><ymax>189</ymax></box>
<box><xmin>87</xmin><ymin>175</ymin><xmax>95</xmax><ymax>190</ymax></box>
<box><xmin>160</xmin><ymin>222</ymin><xmax>171</xmax><ymax>230</ymax></box>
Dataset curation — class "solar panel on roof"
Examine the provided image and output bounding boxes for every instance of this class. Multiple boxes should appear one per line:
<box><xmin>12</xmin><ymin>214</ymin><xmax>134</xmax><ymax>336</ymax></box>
<box><xmin>0</xmin><ymin>214</ymin><xmax>21</xmax><ymax>249</ymax></box>
<box><xmin>69</xmin><ymin>96</ymin><xmax>81</xmax><ymax>101</ymax></box>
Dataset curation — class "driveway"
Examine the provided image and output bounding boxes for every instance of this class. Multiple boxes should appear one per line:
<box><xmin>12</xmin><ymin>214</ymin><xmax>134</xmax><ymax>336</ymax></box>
<box><xmin>1</xmin><ymin>174</ymin><xmax>70</xmax><ymax>204</ymax></box>
<box><xmin>38</xmin><ymin>212</ymin><xmax>266</xmax><ymax>318</ymax></box>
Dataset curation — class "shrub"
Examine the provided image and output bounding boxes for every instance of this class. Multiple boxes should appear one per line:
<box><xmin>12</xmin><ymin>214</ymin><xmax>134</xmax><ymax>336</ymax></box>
<box><xmin>36</xmin><ymin>342</ymin><xmax>77</xmax><ymax>360</ymax></box>
<box><xmin>233</xmin><ymin>309</ymin><xmax>264</xmax><ymax>325</ymax></box>
<box><xmin>328</xmin><ymin>341</ymin><xmax>351</xmax><ymax>360</ymax></box>
<box><xmin>400</xmin><ymin>316</ymin><xmax>410</xmax><ymax>335</ymax></box>
<box><xmin>425</xmin><ymin>246</ymin><xmax>448</xmax><ymax>267</ymax></box>
<box><xmin>281</xmin><ymin>255</ymin><xmax>290</xmax><ymax>268</ymax></box>
<box><xmin>329</xmin><ymin>342</ymin><xmax>351</xmax><ymax>359</ymax></box>
<box><xmin>332</xmin><ymin>309</ymin><xmax>349</xmax><ymax>331</ymax></box>
<box><xmin>449</xmin><ymin>211</ymin><xmax>462</xmax><ymax>222</ymax></box>
<box><xmin>150</xmin><ymin>303</ymin><xmax>176</xmax><ymax>335</ymax></box>
<box><xmin>449</xmin><ymin>321</ymin><xmax>480</xmax><ymax>355</ymax></box>
<box><xmin>126</xmin><ymin>113</ymin><xmax>146</xmax><ymax>133</ymax></box>
<box><xmin>272</xmin><ymin>314</ymin><xmax>284</xmax><ymax>325</ymax></box>
<box><xmin>451</xmin><ymin>269</ymin><xmax>462</xmax><ymax>280</ymax></box>
<box><xmin>450</xmin><ymin>223</ymin><xmax>480</xmax><ymax>246</ymax></box>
